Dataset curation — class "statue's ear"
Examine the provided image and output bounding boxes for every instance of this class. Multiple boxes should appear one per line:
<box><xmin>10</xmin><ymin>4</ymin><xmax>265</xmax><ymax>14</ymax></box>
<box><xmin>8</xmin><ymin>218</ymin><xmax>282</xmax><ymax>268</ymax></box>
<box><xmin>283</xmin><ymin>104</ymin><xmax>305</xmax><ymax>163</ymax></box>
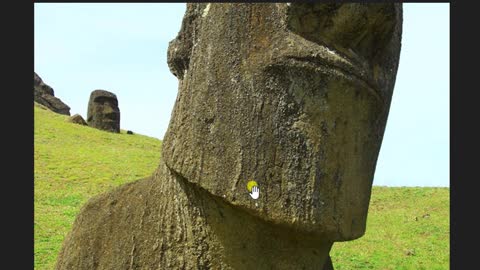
<box><xmin>167</xmin><ymin>4</ymin><xmax>205</xmax><ymax>79</ymax></box>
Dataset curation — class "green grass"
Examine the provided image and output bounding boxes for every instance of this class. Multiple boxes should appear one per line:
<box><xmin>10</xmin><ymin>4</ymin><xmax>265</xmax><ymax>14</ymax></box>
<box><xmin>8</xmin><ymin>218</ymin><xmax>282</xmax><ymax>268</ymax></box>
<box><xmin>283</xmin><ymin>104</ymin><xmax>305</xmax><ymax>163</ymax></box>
<box><xmin>34</xmin><ymin>103</ymin><xmax>162</xmax><ymax>269</ymax></box>
<box><xmin>34</xmin><ymin>103</ymin><xmax>449</xmax><ymax>269</ymax></box>
<box><xmin>331</xmin><ymin>187</ymin><xmax>449</xmax><ymax>269</ymax></box>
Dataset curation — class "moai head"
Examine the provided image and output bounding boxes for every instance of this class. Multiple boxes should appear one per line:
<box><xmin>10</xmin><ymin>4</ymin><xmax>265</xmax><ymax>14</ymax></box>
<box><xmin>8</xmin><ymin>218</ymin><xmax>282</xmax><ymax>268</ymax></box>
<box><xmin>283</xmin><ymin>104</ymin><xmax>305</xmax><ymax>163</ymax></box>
<box><xmin>87</xmin><ymin>90</ymin><xmax>120</xmax><ymax>133</ymax></box>
<box><xmin>34</xmin><ymin>72</ymin><xmax>54</xmax><ymax>96</ymax></box>
<box><xmin>163</xmin><ymin>3</ymin><xmax>402</xmax><ymax>241</ymax></box>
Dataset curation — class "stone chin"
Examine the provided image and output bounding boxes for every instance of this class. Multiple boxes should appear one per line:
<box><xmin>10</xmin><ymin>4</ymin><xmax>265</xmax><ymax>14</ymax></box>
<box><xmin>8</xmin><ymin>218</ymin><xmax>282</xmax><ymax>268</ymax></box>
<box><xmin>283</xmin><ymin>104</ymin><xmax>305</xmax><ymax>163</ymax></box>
<box><xmin>162</xmin><ymin>3</ymin><xmax>402</xmax><ymax>241</ymax></box>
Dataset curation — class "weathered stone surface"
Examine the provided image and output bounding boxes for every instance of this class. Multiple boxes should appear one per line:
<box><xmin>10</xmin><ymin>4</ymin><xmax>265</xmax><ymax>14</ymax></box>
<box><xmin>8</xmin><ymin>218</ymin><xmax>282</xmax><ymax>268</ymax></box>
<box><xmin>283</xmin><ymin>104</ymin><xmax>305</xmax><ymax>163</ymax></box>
<box><xmin>164</xmin><ymin>2</ymin><xmax>403</xmax><ymax>240</ymax></box>
<box><xmin>67</xmin><ymin>114</ymin><xmax>87</xmax><ymax>126</ymax></box>
<box><xmin>56</xmin><ymin>3</ymin><xmax>402</xmax><ymax>269</ymax></box>
<box><xmin>34</xmin><ymin>72</ymin><xmax>70</xmax><ymax>116</ymax></box>
<box><xmin>86</xmin><ymin>90</ymin><xmax>120</xmax><ymax>133</ymax></box>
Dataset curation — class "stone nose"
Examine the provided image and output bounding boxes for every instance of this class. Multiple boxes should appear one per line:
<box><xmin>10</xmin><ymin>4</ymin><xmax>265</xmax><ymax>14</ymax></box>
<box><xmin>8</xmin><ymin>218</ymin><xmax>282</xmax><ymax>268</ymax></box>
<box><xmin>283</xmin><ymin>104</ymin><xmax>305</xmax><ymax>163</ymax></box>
<box><xmin>102</xmin><ymin>104</ymin><xmax>118</xmax><ymax>116</ymax></box>
<box><xmin>104</xmin><ymin>103</ymin><xmax>114</xmax><ymax>110</ymax></box>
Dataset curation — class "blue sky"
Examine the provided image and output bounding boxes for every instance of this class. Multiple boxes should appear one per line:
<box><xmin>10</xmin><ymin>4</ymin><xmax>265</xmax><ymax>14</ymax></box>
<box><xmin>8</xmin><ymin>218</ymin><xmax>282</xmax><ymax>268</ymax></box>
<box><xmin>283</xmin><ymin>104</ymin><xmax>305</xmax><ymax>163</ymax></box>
<box><xmin>34</xmin><ymin>3</ymin><xmax>449</xmax><ymax>187</ymax></box>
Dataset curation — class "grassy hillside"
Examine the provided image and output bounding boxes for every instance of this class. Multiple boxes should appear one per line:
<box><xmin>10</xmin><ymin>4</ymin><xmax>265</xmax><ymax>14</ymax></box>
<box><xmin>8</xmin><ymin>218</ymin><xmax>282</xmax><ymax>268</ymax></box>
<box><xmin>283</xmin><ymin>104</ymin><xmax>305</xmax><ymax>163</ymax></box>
<box><xmin>330</xmin><ymin>187</ymin><xmax>449</xmax><ymax>269</ymax></box>
<box><xmin>34</xmin><ymin>103</ymin><xmax>162</xmax><ymax>269</ymax></box>
<box><xmin>34</xmin><ymin>103</ymin><xmax>449</xmax><ymax>270</ymax></box>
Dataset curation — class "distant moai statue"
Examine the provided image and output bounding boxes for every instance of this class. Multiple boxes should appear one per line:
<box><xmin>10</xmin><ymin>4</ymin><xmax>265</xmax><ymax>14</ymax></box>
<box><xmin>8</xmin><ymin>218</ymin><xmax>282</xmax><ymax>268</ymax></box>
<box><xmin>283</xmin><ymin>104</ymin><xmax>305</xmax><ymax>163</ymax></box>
<box><xmin>86</xmin><ymin>90</ymin><xmax>120</xmax><ymax>133</ymax></box>
<box><xmin>34</xmin><ymin>72</ymin><xmax>71</xmax><ymax>115</ymax></box>
<box><xmin>67</xmin><ymin>114</ymin><xmax>87</xmax><ymax>126</ymax></box>
<box><xmin>56</xmin><ymin>3</ymin><xmax>402</xmax><ymax>269</ymax></box>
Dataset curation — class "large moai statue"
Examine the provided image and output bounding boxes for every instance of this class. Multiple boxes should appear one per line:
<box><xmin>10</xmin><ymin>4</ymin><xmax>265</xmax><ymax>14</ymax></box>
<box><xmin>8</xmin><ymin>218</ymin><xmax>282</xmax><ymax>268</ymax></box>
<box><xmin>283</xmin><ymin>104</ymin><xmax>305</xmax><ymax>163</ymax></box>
<box><xmin>56</xmin><ymin>3</ymin><xmax>402</xmax><ymax>269</ymax></box>
<box><xmin>86</xmin><ymin>89</ymin><xmax>120</xmax><ymax>133</ymax></box>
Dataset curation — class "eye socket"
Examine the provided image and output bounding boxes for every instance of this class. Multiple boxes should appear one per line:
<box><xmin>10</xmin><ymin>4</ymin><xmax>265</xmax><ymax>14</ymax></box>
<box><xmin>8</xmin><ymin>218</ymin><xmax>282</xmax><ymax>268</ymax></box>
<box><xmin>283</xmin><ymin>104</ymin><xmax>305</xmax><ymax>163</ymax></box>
<box><xmin>286</xmin><ymin>3</ymin><xmax>398</xmax><ymax>64</ymax></box>
<box><xmin>93</xmin><ymin>96</ymin><xmax>118</xmax><ymax>107</ymax></box>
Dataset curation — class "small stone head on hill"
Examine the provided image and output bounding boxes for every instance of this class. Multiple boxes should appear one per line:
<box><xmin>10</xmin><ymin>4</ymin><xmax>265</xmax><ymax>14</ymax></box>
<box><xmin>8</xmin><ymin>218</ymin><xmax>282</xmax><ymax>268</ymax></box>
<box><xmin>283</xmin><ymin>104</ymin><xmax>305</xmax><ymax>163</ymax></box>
<box><xmin>87</xmin><ymin>90</ymin><xmax>120</xmax><ymax>133</ymax></box>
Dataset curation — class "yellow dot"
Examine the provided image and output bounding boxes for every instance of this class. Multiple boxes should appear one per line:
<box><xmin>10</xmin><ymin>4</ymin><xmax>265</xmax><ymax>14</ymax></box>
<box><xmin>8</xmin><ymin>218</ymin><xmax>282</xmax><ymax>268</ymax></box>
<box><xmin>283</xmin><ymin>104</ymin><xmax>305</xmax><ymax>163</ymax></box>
<box><xmin>247</xmin><ymin>180</ymin><xmax>258</xmax><ymax>192</ymax></box>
